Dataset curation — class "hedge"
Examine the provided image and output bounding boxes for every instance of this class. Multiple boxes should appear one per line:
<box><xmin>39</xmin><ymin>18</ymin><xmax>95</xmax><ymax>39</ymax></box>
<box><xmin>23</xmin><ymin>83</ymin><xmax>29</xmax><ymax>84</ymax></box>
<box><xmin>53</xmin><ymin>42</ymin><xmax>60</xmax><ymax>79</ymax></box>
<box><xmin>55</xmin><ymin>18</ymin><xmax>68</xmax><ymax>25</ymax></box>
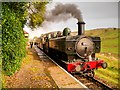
<box><xmin>2</xmin><ymin>3</ymin><xmax>27</xmax><ymax>75</ymax></box>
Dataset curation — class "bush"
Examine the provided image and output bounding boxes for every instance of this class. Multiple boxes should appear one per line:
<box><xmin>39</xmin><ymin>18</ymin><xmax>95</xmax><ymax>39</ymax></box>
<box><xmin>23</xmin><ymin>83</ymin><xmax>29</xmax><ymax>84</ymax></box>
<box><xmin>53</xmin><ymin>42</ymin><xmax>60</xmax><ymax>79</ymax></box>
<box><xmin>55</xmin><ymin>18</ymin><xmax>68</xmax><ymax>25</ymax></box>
<box><xmin>2</xmin><ymin>3</ymin><xmax>26</xmax><ymax>75</ymax></box>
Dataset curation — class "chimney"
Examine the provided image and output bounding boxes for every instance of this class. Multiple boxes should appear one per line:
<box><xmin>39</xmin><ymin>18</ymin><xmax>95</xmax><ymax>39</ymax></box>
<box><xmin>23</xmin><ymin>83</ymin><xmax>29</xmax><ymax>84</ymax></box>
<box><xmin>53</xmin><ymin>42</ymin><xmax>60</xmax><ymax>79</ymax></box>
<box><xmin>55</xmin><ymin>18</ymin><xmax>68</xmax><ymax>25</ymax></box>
<box><xmin>77</xmin><ymin>21</ymin><xmax>85</xmax><ymax>35</ymax></box>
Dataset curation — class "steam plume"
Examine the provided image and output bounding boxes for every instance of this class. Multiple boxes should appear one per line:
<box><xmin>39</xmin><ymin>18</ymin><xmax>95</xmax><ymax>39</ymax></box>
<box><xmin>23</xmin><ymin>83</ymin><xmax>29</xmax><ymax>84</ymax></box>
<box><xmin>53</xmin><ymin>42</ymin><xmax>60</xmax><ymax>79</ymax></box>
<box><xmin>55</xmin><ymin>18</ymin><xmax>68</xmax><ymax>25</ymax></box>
<box><xmin>44</xmin><ymin>3</ymin><xmax>83</xmax><ymax>22</ymax></box>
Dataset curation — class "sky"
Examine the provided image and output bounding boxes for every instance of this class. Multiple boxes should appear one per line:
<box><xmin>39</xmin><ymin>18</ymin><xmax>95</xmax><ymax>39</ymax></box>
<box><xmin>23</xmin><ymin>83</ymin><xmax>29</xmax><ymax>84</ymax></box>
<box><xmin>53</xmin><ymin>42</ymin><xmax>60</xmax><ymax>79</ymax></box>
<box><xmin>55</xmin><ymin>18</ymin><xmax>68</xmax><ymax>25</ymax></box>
<box><xmin>23</xmin><ymin>1</ymin><xmax>118</xmax><ymax>39</ymax></box>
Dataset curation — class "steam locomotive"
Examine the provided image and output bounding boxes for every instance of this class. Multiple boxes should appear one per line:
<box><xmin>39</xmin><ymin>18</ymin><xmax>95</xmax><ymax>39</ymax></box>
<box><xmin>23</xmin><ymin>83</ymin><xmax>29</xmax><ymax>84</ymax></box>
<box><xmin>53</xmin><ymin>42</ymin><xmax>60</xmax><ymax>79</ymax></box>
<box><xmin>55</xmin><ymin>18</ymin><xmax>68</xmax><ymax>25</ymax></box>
<box><xmin>36</xmin><ymin>21</ymin><xmax>107</xmax><ymax>77</ymax></box>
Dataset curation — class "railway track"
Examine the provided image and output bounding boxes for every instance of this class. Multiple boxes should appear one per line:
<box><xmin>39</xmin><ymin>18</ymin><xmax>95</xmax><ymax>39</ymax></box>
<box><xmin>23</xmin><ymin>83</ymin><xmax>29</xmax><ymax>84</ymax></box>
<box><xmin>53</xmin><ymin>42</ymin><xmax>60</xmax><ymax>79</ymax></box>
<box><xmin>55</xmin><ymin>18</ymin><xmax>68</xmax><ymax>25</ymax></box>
<box><xmin>74</xmin><ymin>74</ymin><xmax>113</xmax><ymax>90</ymax></box>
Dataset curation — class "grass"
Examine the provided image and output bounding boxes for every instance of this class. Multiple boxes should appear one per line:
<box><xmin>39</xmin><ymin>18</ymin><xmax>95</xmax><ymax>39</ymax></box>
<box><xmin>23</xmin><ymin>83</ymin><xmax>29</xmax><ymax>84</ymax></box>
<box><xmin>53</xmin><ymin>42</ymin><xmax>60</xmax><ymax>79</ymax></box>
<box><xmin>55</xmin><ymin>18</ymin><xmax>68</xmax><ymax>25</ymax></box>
<box><xmin>95</xmin><ymin>54</ymin><xmax>118</xmax><ymax>88</ymax></box>
<box><xmin>101</xmin><ymin>36</ymin><xmax>118</xmax><ymax>54</ymax></box>
<box><xmin>85</xmin><ymin>28</ymin><xmax>119</xmax><ymax>54</ymax></box>
<box><xmin>85</xmin><ymin>28</ymin><xmax>119</xmax><ymax>88</ymax></box>
<box><xmin>101</xmin><ymin>38</ymin><xmax>118</xmax><ymax>54</ymax></box>
<box><xmin>95</xmin><ymin>71</ymin><xmax>118</xmax><ymax>85</ymax></box>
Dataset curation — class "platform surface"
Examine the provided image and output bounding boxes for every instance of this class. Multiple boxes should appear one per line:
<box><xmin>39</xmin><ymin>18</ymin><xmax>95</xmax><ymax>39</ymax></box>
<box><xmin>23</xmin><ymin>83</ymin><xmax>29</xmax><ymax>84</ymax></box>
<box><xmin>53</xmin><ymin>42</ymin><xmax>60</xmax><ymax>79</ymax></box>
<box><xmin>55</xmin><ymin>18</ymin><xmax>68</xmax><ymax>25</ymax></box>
<box><xmin>35</xmin><ymin>46</ymin><xmax>88</xmax><ymax>89</ymax></box>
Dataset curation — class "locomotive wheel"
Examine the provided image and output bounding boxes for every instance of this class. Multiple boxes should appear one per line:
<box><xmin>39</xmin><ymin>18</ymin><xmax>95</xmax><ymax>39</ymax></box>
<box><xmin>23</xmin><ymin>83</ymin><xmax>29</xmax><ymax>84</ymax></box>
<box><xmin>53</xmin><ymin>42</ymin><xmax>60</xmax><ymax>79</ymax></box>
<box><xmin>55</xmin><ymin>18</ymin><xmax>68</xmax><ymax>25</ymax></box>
<box><xmin>88</xmin><ymin>71</ymin><xmax>95</xmax><ymax>77</ymax></box>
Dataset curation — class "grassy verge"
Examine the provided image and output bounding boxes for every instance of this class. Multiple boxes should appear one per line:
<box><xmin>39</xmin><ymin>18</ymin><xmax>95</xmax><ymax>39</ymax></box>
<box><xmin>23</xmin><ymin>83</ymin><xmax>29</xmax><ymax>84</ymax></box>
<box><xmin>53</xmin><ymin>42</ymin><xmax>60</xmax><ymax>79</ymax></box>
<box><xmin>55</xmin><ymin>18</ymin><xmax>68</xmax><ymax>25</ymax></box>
<box><xmin>95</xmin><ymin>53</ymin><xmax>119</xmax><ymax>88</ymax></box>
<box><xmin>21</xmin><ymin>49</ymin><xmax>32</xmax><ymax>66</ymax></box>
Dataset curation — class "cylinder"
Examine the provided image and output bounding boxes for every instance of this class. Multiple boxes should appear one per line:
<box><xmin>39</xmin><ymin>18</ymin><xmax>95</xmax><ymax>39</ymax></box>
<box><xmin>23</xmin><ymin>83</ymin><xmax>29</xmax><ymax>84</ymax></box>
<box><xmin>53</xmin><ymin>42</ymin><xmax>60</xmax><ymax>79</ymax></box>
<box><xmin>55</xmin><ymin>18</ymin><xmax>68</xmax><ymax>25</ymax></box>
<box><xmin>77</xmin><ymin>21</ymin><xmax>85</xmax><ymax>35</ymax></box>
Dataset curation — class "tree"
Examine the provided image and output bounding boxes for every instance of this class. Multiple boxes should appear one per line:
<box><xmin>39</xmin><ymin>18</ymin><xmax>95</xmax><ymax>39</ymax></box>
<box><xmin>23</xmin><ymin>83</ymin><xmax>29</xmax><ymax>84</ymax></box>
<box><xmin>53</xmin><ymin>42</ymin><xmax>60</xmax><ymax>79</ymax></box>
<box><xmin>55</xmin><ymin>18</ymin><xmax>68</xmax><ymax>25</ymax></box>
<box><xmin>2</xmin><ymin>2</ymin><xmax>48</xmax><ymax>75</ymax></box>
<box><xmin>26</xmin><ymin>2</ymin><xmax>48</xmax><ymax>29</ymax></box>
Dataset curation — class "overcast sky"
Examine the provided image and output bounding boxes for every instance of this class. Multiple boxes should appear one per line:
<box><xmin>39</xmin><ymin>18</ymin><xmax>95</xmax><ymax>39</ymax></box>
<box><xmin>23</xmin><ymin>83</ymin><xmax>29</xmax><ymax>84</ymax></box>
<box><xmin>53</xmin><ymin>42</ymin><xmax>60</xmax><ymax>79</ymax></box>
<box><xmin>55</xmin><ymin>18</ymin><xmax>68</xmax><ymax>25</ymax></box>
<box><xmin>24</xmin><ymin>1</ymin><xmax>118</xmax><ymax>39</ymax></box>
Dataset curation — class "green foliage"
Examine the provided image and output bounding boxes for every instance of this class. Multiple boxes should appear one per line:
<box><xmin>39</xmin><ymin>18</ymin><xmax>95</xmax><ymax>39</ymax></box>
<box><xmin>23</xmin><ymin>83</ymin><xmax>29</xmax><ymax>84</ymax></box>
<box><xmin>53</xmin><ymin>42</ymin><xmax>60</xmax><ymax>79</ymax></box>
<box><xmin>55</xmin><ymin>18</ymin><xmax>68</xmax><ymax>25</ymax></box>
<box><xmin>2</xmin><ymin>2</ymin><xmax>27</xmax><ymax>76</ymax></box>
<box><xmin>27</xmin><ymin>2</ymin><xmax>48</xmax><ymax>29</ymax></box>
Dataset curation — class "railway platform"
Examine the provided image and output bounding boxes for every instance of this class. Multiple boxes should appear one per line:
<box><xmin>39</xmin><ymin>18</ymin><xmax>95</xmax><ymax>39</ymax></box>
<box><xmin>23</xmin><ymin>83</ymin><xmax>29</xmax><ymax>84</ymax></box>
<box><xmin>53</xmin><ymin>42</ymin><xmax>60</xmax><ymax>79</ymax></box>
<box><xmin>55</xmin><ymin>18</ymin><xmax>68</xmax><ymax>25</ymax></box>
<box><xmin>4</xmin><ymin>45</ymin><xmax>88</xmax><ymax>89</ymax></box>
<box><xmin>34</xmin><ymin>46</ymin><xmax>88</xmax><ymax>89</ymax></box>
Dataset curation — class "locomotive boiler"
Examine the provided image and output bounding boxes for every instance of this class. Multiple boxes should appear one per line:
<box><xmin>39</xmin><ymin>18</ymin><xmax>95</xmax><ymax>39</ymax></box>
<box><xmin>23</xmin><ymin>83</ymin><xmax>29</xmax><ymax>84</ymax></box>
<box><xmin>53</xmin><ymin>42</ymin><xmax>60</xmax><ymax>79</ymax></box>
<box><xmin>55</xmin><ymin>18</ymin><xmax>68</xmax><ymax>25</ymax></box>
<box><xmin>36</xmin><ymin>21</ymin><xmax>107</xmax><ymax>77</ymax></box>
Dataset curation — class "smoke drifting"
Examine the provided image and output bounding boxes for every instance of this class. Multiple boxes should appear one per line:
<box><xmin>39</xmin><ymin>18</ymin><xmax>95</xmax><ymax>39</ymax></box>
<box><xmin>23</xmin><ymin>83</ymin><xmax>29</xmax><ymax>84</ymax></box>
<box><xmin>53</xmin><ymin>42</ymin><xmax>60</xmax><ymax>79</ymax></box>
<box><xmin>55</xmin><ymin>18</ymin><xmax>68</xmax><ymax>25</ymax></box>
<box><xmin>44</xmin><ymin>3</ymin><xmax>83</xmax><ymax>22</ymax></box>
